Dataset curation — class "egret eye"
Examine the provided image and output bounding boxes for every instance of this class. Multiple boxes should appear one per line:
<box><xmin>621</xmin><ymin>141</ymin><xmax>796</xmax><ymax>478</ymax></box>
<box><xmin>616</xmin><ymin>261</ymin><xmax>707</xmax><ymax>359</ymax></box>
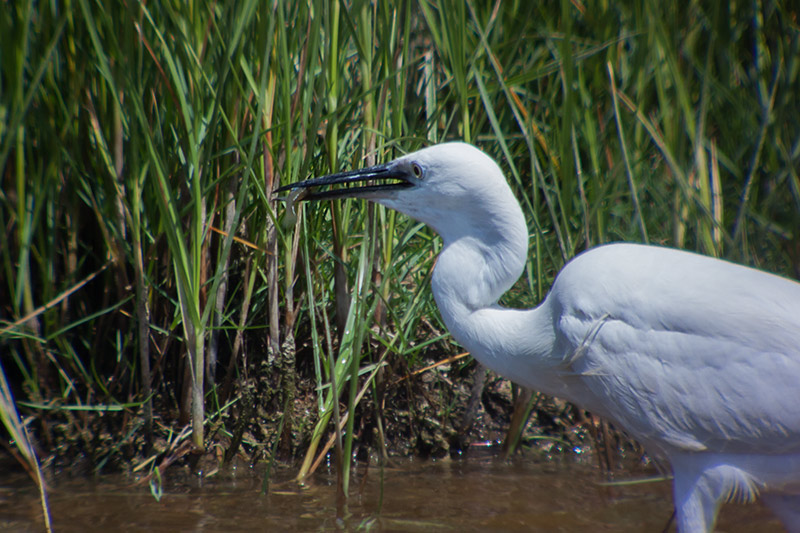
<box><xmin>411</xmin><ymin>162</ymin><xmax>423</xmax><ymax>179</ymax></box>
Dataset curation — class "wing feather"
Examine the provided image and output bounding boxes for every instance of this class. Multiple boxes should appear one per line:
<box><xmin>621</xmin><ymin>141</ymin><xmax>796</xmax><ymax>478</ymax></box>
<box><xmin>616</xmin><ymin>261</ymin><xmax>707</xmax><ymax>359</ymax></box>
<box><xmin>551</xmin><ymin>243</ymin><xmax>800</xmax><ymax>455</ymax></box>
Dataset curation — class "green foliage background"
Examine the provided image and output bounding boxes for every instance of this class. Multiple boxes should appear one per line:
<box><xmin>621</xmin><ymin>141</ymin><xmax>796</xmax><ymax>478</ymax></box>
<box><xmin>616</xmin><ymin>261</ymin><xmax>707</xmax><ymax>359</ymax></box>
<box><xmin>1</xmin><ymin>0</ymin><xmax>798</xmax><ymax>484</ymax></box>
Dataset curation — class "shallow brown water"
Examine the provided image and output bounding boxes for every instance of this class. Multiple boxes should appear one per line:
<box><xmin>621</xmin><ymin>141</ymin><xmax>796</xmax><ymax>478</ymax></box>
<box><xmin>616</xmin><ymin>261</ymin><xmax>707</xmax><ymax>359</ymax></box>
<box><xmin>0</xmin><ymin>451</ymin><xmax>782</xmax><ymax>532</ymax></box>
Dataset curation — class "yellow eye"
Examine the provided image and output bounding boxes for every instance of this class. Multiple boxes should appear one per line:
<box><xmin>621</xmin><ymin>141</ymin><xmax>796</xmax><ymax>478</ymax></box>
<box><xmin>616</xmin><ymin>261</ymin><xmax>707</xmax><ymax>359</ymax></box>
<box><xmin>412</xmin><ymin>162</ymin><xmax>423</xmax><ymax>179</ymax></box>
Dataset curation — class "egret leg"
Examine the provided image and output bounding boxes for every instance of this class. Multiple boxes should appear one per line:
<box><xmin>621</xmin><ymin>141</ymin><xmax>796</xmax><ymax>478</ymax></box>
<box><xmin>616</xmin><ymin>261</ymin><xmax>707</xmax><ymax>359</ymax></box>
<box><xmin>762</xmin><ymin>493</ymin><xmax>800</xmax><ymax>533</ymax></box>
<box><xmin>672</xmin><ymin>475</ymin><xmax>720</xmax><ymax>533</ymax></box>
<box><xmin>671</xmin><ymin>458</ymin><xmax>757</xmax><ymax>533</ymax></box>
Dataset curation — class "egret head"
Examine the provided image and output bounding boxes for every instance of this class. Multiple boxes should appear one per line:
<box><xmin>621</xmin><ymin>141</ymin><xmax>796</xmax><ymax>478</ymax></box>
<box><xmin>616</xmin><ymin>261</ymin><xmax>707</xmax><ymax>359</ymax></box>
<box><xmin>276</xmin><ymin>142</ymin><xmax>527</xmax><ymax>246</ymax></box>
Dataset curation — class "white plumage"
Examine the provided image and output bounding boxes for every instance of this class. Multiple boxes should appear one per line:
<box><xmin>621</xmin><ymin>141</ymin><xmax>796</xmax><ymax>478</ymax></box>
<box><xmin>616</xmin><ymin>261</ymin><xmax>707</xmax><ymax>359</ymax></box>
<box><xmin>279</xmin><ymin>142</ymin><xmax>800</xmax><ymax>532</ymax></box>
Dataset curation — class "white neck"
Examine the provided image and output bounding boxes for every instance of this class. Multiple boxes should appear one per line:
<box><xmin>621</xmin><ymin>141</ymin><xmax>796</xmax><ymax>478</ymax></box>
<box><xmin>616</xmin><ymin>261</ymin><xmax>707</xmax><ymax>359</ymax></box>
<box><xmin>429</xmin><ymin>210</ymin><xmax>573</xmax><ymax>399</ymax></box>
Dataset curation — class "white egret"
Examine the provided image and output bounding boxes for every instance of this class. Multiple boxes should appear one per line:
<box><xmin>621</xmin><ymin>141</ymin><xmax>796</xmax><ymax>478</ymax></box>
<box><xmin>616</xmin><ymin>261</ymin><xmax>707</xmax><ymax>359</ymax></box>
<box><xmin>277</xmin><ymin>142</ymin><xmax>800</xmax><ymax>532</ymax></box>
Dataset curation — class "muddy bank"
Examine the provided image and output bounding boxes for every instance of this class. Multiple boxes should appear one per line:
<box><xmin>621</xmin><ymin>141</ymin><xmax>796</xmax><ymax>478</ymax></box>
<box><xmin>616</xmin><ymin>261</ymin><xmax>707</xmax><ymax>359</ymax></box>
<box><xmin>16</xmin><ymin>349</ymin><xmax>618</xmax><ymax>484</ymax></box>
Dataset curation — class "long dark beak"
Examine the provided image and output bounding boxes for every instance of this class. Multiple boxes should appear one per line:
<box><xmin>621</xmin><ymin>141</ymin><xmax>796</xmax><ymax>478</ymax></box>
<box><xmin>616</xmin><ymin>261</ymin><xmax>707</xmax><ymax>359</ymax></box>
<box><xmin>274</xmin><ymin>161</ymin><xmax>413</xmax><ymax>201</ymax></box>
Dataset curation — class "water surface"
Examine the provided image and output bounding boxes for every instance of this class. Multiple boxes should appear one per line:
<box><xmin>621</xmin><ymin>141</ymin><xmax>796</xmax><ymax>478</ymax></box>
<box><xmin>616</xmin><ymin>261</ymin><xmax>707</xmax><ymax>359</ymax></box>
<box><xmin>0</xmin><ymin>451</ymin><xmax>780</xmax><ymax>531</ymax></box>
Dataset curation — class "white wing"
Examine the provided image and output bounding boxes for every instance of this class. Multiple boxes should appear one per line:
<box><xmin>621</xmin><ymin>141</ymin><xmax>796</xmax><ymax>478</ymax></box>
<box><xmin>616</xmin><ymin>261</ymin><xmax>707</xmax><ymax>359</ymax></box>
<box><xmin>551</xmin><ymin>243</ymin><xmax>800</xmax><ymax>455</ymax></box>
